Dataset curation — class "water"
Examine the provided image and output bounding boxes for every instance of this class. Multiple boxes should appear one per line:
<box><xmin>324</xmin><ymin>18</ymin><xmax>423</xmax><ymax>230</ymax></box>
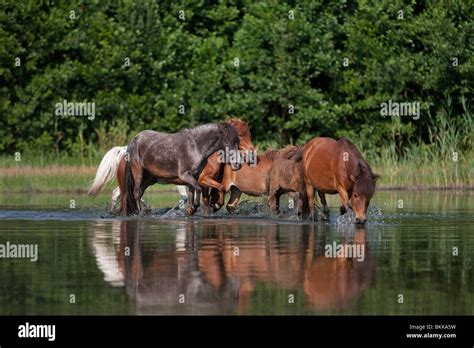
<box><xmin>0</xmin><ymin>191</ymin><xmax>472</xmax><ymax>315</ymax></box>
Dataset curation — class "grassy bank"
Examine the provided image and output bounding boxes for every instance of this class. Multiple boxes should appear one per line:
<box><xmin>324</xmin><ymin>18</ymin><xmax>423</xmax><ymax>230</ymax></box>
<box><xmin>0</xmin><ymin>151</ymin><xmax>472</xmax><ymax>194</ymax></box>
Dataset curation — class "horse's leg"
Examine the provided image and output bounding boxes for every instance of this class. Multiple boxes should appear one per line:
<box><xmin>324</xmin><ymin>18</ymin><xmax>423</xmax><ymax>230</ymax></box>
<box><xmin>215</xmin><ymin>165</ymin><xmax>232</xmax><ymax>211</ymax></box>
<box><xmin>337</xmin><ymin>188</ymin><xmax>352</xmax><ymax>214</ymax></box>
<box><xmin>187</xmin><ymin>186</ymin><xmax>196</xmax><ymax>215</ymax></box>
<box><xmin>267</xmin><ymin>185</ymin><xmax>278</xmax><ymax>214</ymax></box>
<box><xmin>130</xmin><ymin>162</ymin><xmax>144</xmax><ymax>214</ymax></box>
<box><xmin>177</xmin><ymin>185</ymin><xmax>188</xmax><ymax>203</ymax></box>
<box><xmin>226</xmin><ymin>186</ymin><xmax>242</xmax><ymax>213</ymax></box>
<box><xmin>202</xmin><ymin>186</ymin><xmax>210</xmax><ymax>215</ymax></box>
<box><xmin>199</xmin><ymin>176</ymin><xmax>224</xmax><ymax>215</ymax></box>
<box><xmin>179</xmin><ymin>172</ymin><xmax>202</xmax><ymax>215</ymax></box>
<box><xmin>296</xmin><ymin>192</ymin><xmax>304</xmax><ymax>217</ymax></box>
<box><xmin>305</xmin><ymin>182</ymin><xmax>316</xmax><ymax>221</ymax></box>
<box><xmin>340</xmin><ymin>205</ymin><xmax>346</xmax><ymax>215</ymax></box>
<box><xmin>111</xmin><ymin>186</ymin><xmax>120</xmax><ymax>212</ymax></box>
<box><xmin>318</xmin><ymin>191</ymin><xmax>330</xmax><ymax>221</ymax></box>
<box><xmin>275</xmin><ymin>190</ymin><xmax>282</xmax><ymax>215</ymax></box>
<box><xmin>209</xmin><ymin>188</ymin><xmax>220</xmax><ymax>208</ymax></box>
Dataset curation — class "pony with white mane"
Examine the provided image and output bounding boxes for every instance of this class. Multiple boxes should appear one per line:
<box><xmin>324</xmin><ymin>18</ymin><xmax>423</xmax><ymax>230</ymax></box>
<box><xmin>87</xmin><ymin>146</ymin><xmax>188</xmax><ymax>212</ymax></box>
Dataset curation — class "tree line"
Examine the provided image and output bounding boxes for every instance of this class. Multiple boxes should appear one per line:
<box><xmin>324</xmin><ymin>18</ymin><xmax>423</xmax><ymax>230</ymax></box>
<box><xmin>1</xmin><ymin>0</ymin><xmax>472</xmax><ymax>159</ymax></box>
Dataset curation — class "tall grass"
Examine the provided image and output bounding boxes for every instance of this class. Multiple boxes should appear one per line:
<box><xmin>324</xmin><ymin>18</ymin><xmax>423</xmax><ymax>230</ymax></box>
<box><xmin>0</xmin><ymin>98</ymin><xmax>472</xmax><ymax>192</ymax></box>
<box><xmin>371</xmin><ymin>96</ymin><xmax>473</xmax><ymax>189</ymax></box>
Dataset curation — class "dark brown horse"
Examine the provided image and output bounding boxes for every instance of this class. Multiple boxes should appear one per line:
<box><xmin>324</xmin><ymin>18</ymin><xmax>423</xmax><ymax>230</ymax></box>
<box><xmin>214</xmin><ymin>146</ymin><xmax>302</xmax><ymax>212</ymax></box>
<box><xmin>122</xmin><ymin>123</ymin><xmax>242</xmax><ymax>215</ymax></box>
<box><xmin>302</xmin><ymin>138</ymin><xmax>379</xmax><ymax>224</ymax></box>
<box><xmin>266</xmin><ymin>151</ymin><xmax>307</xmax><ymax>217</ymax></box>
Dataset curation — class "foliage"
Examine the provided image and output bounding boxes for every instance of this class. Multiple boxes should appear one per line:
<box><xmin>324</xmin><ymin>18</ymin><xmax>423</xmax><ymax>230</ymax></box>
<box><xmin>0</xmin><ymin>0</ymin><xmax>472</xmax><ymax>162</ymax></box>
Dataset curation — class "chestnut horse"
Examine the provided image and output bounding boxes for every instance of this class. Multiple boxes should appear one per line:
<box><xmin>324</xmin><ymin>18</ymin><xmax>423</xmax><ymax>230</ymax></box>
<box><xmin>214</xmin><ymin>146</ymin><xmax>302</xmax><ymax>212</ymax></box>
<box><xmin>302</xmin><ymin>137</ymin><xmax>379</xmax><ymax>224</ymax></box>
<box><xmin>266</xmin><ymin>152</ymin><xmax>307</xmax><ymax>217</ymax></box>
<box><xmin>198</xmin><ymin>118</ymin><xmax>255</xmax><ymax>214</ymax></box>
<box><xmin>122</xmin><ymin>122</ymin><xmax>242</xmax><ymax>215</ymax></box>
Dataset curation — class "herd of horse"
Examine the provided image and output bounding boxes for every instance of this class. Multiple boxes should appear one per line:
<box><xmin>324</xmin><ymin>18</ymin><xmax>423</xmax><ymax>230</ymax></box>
<box><xmin>88</xmin><ymin>118</ymin><xmax>379</xmax><ymax>224</ymax></box>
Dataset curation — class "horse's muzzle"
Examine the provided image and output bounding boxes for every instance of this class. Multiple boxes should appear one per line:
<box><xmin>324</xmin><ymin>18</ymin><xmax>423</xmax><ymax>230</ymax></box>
<box><xmin>355</xmin><ymin>217</ymin><xmax>366</xmax><ymax>225</ymax></box>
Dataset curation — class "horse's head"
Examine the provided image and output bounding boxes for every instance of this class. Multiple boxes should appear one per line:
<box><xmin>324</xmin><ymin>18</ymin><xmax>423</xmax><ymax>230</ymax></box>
<box><xmin>219</xmin><ymin>122</ymin><xmax>242</xmax><ymax>171</ymax></box>
<box><xmin>227</xmin><ymin>118</ymin><xmax>255</xmax><ymax>152</ymax></box>
<box><xmin>349</xmin><ymin>173</ymin><xmax>379</xmax><ymax>224</ymax></box>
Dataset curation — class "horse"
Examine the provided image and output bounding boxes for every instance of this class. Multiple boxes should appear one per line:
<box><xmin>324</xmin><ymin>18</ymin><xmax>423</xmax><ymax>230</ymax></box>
<box><xmin>266</xmin><ymin>151</ymin><xmax>307</xmax><ymax>217</ymax></box>
<box><xmin>197</xmin><ymin>118</ymin><xmax>255</xmax><ymax>214</ymax></box>
<box><xmin>302</xmin><ymin>137</ymin><xmax>379</xmax><ymax>224</ymax></box>
<box><xmin>87</xmin><ymin>145</ymin><xmax>187</xmax><ymax>211</ymax></box>
<box><xmin>122</xmin><ymin>122</ymin><xmax>242</xmax><ymax>215</ymax></box>
<box><xmin>87</xmin><ymin>118</ymin><xmax>254</xmax><ymax>214</ymax></box>
<box><xmin>213</xmin><ymin>145</ymin><xmax>302</xmax><ymax>212</ymax></box>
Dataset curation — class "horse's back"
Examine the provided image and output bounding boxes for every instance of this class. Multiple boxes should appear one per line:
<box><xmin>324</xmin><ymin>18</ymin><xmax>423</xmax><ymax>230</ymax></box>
<box><xmin>302</xmin><ymin>137</ymin><xmax>345</xmax><ymax>194</ymax></box>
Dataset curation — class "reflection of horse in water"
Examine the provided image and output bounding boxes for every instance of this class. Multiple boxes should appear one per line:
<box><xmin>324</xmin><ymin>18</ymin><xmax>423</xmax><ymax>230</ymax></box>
<box><xmin>303</xmin><ymin>226</ymin><xmax>374</xmax><ymax>310</ymax></box>
<box><xmin>89</xmin><ymin>220</ymin><xmax>375</xmax><ymax>314</ymax></box>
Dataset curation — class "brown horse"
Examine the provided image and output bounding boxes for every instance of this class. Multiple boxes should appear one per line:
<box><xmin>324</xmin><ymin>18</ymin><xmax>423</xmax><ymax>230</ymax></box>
<box><xmin>302</xmin><ymin>137</ymin><xmax>379</xmax><ymax>224</ymax></box>
<box><xmin>214</xmin><ymin>145</ymin><xmax>302</xmax><ymax>212</ymax></box>
<box><xmin>266</xmin><ymin>151</ymin><xmax>307</xmax><ymax>217</ymax></box>
<box><xmin>198</xmin><ymin>118</ymin><xmax>255</xmax><ymax>215</ymax></box>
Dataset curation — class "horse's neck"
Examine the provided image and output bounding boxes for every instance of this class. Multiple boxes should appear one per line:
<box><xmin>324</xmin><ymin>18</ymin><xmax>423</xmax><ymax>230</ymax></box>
<box><xmin>189</xmin><ymin>125</ymin><xmax>222</xmax><ymax>157</ymax></box>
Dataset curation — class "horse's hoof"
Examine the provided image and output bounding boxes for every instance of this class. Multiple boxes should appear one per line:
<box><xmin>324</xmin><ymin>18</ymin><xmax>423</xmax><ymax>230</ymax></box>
<box><xmin>212</xmin><ymin>204</ymin><xmax>222</xmax><ymax>212</ymax></box>
<box><xmin>226</xmin><ymin>205</ymin><xmax>236</xmax><ymax>213</ymax></box>
<box><xmin>187</xmin><ymin>207</ymin><xmax>196</xmax><ymax>216</ymax></box>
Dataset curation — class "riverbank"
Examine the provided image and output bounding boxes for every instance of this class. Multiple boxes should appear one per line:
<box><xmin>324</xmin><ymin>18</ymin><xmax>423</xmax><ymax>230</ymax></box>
<box><xmin>0</xmin><ymin>160</ymin><xmax>472</xmax><ymax>193</ymax></box>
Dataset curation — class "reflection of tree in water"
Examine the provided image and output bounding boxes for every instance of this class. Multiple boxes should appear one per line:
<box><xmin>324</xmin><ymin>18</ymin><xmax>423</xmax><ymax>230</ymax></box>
<box><xmin>89</xmin><ymin>220</ymin><xmax>375</xmax><ymax>314</ymax></box>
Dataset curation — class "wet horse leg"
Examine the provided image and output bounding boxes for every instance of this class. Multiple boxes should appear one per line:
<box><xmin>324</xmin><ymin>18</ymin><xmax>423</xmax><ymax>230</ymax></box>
<box><xmin>215</xmin><ymin>166</ymin><xmax>232</xmax><ymax>211</ymax></box>
<box><xmin>201</xmin><ymin>187</ymin><xmax>210</xmax><ymax>215</ymax></box>
<box><xmin>199</xmin><ymin>175</ymin><xmax>224</xmax><ymax>215</ymax></box>
<box><xmin>130</xmin><ymin>162</ymin><xmax>144</xmax><ymax>214</ymax></box>
<box><xmin>296</xmin><ymin>192</ymin><xmax>304</xmax><ymax>217</ymax></box>
<box><xmin>305</xmin><ymin>182</ymin><xmax>317</xmax><ymax>221</ymax></box>
<box><xmin>226</xmin><ymin>186</ymin><xmax>242</xmax><ymax>213</ymax></box>
<box><xmin>267</xmin><ymin>184</ymin><xmax>279</xmax><ymax>214</ymax></box>
<box><xmin>318</xmin><ymin>191</ymin><xmax>330</xmax><ymax>221</ymax></box>
<box><xmin>337</xmin><ymin>187</ymin><xmax>352</xmax><ymax>215</ymax></box>
<box><xmin>187</xmin><ymin>186</ymin><xmax>196</xmax><ymax>215</ymax></box>
<box><xmin>179</xmin><ymin>171</ymin><xmax>202</xmax><ymax>215</ymax></box>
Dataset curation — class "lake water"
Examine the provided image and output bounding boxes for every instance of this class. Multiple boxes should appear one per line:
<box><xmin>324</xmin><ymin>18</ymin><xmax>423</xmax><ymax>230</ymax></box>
<box><xmin>0</xmin><ymin>190</ymin><xmax>472</xmax><ymax>315</ymax></box>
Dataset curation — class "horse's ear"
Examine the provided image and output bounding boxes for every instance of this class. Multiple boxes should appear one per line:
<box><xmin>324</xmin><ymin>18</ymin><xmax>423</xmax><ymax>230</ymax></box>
<box><xmin>349</xmin><ymin>174</ymin><xmax>357</xmax><ymax>182</ymax></box>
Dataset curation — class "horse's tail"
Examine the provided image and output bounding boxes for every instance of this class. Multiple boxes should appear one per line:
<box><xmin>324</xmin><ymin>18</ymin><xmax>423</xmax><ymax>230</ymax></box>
<box><xmin>124</xmin><ymin>156</ymin><xmax>138</xmax><ymax>214</ymax></box>
<box><xmin>88</xmin><ymin>146</ymin><xmax>127</xmax><ymax>197</ymax></box>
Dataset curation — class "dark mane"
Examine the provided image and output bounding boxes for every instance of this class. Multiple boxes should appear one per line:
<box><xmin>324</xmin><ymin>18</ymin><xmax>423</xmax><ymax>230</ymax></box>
<box><xmin>339</xmin><ymin>138</ymin><xmax>377</xmax><ymax>197</ymax></box>
<box><xmin>264</xmin><ymin>145</ymin><xmax>303</xmax><ymax>160</ymax></box>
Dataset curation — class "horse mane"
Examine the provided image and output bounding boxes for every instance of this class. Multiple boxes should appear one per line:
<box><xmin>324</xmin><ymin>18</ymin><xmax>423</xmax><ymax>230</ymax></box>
<box><xmin>225</xmin><ymin>116</ymin><xmax>245</xmax><ymax>124</ymax></box>
<box><xmin>339</xmin><ymin>138</ymin><xmax>377</xmax><ymax>196</ymax></box>
<box><xmin>264</xmin><ymin>145</ymin><xmax>303</xmax><ymax>160</ymax></box>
